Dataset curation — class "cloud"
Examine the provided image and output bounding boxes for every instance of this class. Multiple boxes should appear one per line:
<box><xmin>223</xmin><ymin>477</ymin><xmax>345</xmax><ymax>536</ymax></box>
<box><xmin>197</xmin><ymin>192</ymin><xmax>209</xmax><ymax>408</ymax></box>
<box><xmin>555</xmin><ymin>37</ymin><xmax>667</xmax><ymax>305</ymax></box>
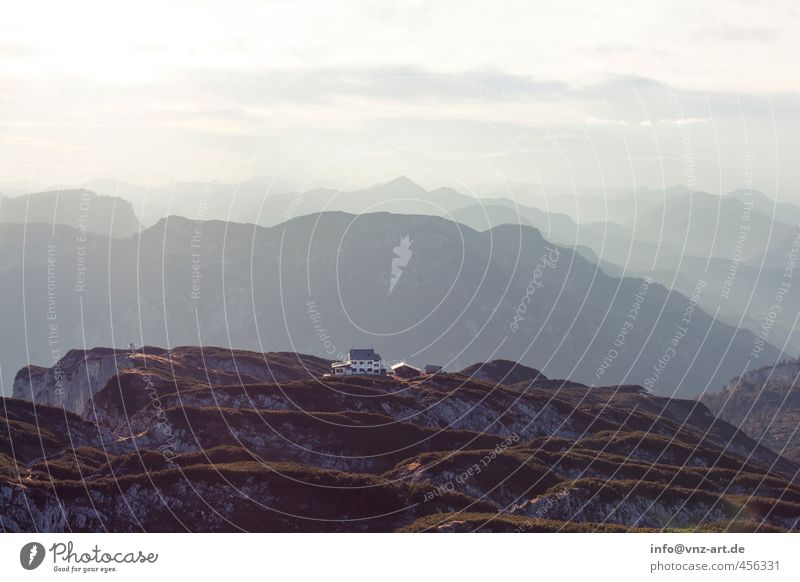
<box><xmin>658</xmin><ymin>118</ymin><xmax>710</xmax><ymax>126</ymax></box>
<box><xmin>0</xmin><ymin>1</ymin><xmax>798</xmax><ymax>193</ymax></box>
<box><xmin>2</xmin><ymin>1</ymin><xmax>798</xmax><ymax>92</ymax></box>
<box><xmin>584</xmin><ymin>117</ymin><xmax>629</xmax><ymax>126</ymax></box>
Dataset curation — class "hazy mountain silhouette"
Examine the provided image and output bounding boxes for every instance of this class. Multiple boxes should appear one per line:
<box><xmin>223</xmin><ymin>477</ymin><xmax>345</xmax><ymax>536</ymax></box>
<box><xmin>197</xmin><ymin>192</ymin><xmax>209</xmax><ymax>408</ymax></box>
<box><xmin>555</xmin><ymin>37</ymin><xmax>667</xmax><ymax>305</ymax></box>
<box><xmin>449</xmin><ymin>186</ymin><xmax>800</xmax><ymax>356</ymax></box>
<box><xmin>82</xmin><ymin>176</ymin><xmax>296</xmax><ymax>226</ymax></box>
<box><xmin>261</xmin><ymin>175</ymin><xmax>476</xmax><ymax>223</ymax></box>
<box><xmin>727</xmin><ymin>188</ymin><xmax>800</xmax><ymax>228</ymax></box>
<box><xmin>630</xmin><ymin>190</ymin><xmax>796</xmax><ymax>263</ymax></box>
<box><xmin>0</xmin><ymin>189</ymin><xmax>140</xmax><ymax>237</ymax></box>
<box><xmin>9</xmin><ymin>178</ymin><xmax>800</xmax><ymax>357</ymax></box>
<box><xmin>0</xmin><ymin>212</ymin><xmax>780</xmax><ymax>398</ymax></box>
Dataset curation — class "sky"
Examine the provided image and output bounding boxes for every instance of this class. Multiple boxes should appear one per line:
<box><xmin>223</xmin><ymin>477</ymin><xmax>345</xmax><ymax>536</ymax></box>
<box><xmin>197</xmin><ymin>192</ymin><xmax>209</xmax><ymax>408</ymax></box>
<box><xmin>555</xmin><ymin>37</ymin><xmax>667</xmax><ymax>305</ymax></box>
<box><xmin>1</xmin><ymin>0</ymin><xmax>799</xmax><ymax>199</ymax></box>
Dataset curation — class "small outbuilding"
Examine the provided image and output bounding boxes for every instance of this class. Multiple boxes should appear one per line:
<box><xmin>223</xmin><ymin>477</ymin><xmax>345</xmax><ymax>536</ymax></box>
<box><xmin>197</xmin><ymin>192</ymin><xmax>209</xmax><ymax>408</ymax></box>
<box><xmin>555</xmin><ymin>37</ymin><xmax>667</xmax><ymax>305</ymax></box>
<box><xmin>390</xmin><ymin>362</ymin><xmax>422</xmax><ymax>379</ymax></box>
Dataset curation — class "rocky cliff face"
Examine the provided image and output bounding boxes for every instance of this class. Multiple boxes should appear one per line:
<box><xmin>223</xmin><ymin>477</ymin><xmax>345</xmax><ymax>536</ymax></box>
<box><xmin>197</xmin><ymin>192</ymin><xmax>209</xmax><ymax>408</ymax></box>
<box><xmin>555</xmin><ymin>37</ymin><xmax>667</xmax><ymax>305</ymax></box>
<box><xmin>702</xmin><ymin>359</ymin><xmax>800</xmax><ymax>462</ymax></box>
<box><xmin>3</xmin><ymin>348</ymin><xmax>800</xmax><ymax>532</ymax></box>
<box><xmin>12</xmin><ymin>346</ymin><xmax>329</xmax><ymax>417</ymax></box>
<box><xmin>13</xmin><ymin>348</ymin><xmax>134</xmax><ymax>416</ymax></box>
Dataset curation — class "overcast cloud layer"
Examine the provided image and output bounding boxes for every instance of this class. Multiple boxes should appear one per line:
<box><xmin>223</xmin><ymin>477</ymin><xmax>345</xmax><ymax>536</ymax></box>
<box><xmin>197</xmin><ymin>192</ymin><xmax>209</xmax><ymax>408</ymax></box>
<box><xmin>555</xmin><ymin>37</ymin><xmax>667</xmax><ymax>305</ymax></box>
<box><xmin>1</xmin><ymin>0</ymin><xmax>799</xmax><ymax>198</ymax></box>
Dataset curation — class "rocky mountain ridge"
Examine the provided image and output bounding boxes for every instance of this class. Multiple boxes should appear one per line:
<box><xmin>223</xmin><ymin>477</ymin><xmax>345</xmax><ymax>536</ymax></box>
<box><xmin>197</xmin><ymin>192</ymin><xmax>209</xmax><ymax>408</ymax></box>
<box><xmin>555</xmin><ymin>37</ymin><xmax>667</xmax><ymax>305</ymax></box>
<box><xmin>703</xmin><ymin>359</ymin><xmax>800</xmax><ymax>463</ymax></box>
<box><xmin>3</xmin><ymin>346</ymin><xmax>798</xmax><ymax>532</ymax></box>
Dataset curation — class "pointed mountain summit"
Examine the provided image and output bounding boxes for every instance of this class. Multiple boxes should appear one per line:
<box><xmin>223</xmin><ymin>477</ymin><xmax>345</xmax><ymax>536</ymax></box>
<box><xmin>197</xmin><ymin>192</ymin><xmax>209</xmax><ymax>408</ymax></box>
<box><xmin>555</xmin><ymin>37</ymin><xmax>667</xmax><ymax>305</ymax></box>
<box><xmin>366</xmin><ymin>175</ymin><xmax>427</xmax><ymax>197</ymax></box>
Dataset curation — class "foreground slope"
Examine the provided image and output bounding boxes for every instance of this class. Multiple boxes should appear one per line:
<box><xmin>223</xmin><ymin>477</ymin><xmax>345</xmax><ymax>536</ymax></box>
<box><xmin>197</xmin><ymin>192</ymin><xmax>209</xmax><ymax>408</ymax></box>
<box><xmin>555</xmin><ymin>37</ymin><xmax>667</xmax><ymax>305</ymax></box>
<box><xmin>2</xmin><ymin>347</ymin><xmax>798</xmax><ymax>532</ymax></box>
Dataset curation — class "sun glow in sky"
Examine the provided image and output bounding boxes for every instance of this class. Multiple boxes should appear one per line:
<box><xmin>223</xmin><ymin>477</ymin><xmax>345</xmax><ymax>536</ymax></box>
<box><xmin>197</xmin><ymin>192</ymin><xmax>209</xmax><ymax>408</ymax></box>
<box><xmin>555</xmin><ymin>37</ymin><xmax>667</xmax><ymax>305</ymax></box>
<box><xmin>1</xmin><ymin>0</ymin><xmax>799</xmax><ymax>196</ymax></box>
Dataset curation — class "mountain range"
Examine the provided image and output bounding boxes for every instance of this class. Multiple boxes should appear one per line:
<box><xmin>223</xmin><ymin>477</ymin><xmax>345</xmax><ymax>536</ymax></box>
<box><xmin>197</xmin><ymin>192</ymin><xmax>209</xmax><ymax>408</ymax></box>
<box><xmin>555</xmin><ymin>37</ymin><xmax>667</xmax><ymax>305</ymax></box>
<box><xmin>3</xmin><ymin>176</ymin><xmax>800</xmax><ymax>532</ymax></box>
<box><xmin>0</xmin><ymin>209</ymin><xmax>778</xmax><ymax>398</ymax></box>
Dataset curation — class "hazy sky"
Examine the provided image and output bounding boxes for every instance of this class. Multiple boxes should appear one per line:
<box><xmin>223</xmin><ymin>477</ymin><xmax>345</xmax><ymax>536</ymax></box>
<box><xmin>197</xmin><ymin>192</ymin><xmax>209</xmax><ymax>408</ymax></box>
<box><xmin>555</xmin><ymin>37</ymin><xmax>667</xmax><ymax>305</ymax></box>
<box><xmin>1</xmin><ymin>0</ymin><xmax>799</xmax><ymax>198</ymax></box>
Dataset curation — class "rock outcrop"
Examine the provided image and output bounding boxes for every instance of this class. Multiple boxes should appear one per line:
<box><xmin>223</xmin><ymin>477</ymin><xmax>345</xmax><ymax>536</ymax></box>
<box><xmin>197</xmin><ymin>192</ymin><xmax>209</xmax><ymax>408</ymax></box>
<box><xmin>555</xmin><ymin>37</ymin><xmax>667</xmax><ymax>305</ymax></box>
<box><xmin>12</xmin><ymin>346</ymin><xmax>330</xmax><ymax>417</ymax></box>
<box><xmin>702</xmin><ymin>359</ymin><xmax>800</xmax><ymax>462</ymax></box>
<box><xmin>13</xmin><ymin>348</ymin><xmax>134</xmax><ymax>416</ymax></box>
<box><xmin>459</xmin><ymin>359</ymin><xmax>546</xmax><ymax>385</ymax></box>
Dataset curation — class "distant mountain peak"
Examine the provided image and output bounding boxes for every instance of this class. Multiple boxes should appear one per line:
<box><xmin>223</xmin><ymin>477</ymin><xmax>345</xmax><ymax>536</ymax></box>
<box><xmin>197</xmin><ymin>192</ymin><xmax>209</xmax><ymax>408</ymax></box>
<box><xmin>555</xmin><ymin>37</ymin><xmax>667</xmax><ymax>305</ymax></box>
<box><xmin>387</xmin><ymin>174</ymin><xmax>418</xmax><ymax>186</ymax></box>
<box><xmin>367</xmin><ymin>175</ymin><xmax>427</xmax><ymax>195</ymax></box>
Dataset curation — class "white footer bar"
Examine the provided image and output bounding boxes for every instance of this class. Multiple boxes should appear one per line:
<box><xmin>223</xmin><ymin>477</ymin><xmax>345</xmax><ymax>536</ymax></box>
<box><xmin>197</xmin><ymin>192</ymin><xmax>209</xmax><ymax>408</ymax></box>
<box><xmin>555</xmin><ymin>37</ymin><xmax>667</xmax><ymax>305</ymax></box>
<box><xmin>1</xmin><ymin>533</ymin><xmax>797</xmax><ymax>581</ymax></box>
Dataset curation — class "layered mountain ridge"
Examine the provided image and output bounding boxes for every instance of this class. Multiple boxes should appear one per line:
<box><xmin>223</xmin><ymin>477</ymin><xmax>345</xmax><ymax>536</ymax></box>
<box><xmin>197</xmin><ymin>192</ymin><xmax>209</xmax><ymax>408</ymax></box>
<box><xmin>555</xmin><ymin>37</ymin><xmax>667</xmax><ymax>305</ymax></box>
<box><xmin>0</xmin><ymin>210</ymin><xmax>779</xmax><ymax>398</ymax></box>
<box><xmin>0</xmin><ymin>189</ymin><xmax>141</xmax><ymax>237</ymax></box>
